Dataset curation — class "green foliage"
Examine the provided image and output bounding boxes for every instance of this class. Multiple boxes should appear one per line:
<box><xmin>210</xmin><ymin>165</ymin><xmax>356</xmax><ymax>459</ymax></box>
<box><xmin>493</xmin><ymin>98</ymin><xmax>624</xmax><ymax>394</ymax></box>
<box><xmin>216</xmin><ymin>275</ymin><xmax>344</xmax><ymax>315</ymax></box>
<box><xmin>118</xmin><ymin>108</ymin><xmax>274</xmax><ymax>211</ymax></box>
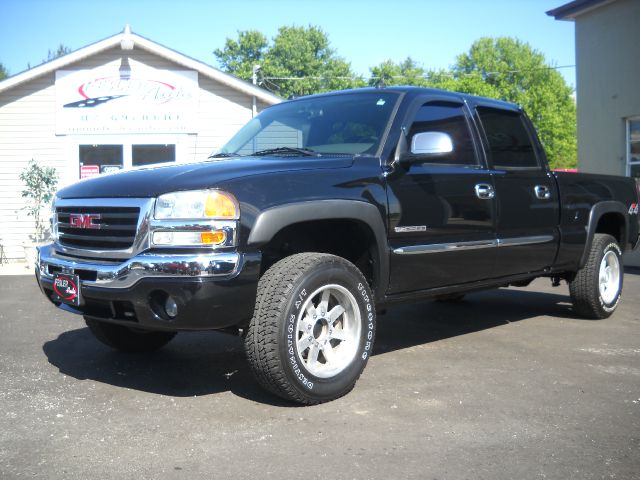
<box><xmin>214</xmin><ymin>25</ymin><xmax>363</xmax><ymax>98</ymax></box>
<box><xmin>368</xmin><ymin>57</ymin><xmax>427</xmax><ymax>87</ymax></box>
<box><xmin>45</xmin><ymin>44</ymin><xmax>72</xmax><ymax>63</ymax></box>
<box><xmin>20</xmin><ymin>159</ymin><xmax>58</xmax><ymax>242</ymax></box>
<box><xmin>214</xmin><ymin>31</ymin><xmax>269</xmax><ymax>81</ymax></box>
<box><xmin>0</xmin><ymin>62</ymin><xmax>8</xmax><ymax>80</ymax></box>
<box><xmin>425</xmin><ymin>69</ymin><xmax>501</xmax><ymax>98</ymax></box>
<box><xmin>425</xmin><ymin>37</ymin><xmax>576</xmax><ymax>169</ymax></box>
<box><xmin>214</xmin><ymin>30</ymin><xmax>576</xmax><ymax>168</ymax></box>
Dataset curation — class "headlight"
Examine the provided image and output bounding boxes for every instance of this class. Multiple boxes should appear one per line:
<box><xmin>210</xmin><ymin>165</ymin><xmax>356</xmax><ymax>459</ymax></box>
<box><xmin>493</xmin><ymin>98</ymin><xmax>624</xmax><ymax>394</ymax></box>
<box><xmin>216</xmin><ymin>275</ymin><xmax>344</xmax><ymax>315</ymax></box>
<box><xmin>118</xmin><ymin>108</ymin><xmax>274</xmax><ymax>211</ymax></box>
<box><xmin>155</xmin><ymin>190</ymin><xmax>239</xmax><ymax>220</ymax></box>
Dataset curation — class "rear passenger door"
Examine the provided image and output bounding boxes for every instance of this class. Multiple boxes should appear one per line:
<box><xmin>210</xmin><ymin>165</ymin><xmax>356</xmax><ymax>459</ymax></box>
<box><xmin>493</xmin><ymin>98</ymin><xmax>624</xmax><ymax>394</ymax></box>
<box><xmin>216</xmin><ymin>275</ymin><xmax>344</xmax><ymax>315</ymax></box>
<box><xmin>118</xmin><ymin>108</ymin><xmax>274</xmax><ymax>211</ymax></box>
<box><xmin>474</xmin><ymin>105</ymin><xmax>560</xmax><ymax>276</ymax></box>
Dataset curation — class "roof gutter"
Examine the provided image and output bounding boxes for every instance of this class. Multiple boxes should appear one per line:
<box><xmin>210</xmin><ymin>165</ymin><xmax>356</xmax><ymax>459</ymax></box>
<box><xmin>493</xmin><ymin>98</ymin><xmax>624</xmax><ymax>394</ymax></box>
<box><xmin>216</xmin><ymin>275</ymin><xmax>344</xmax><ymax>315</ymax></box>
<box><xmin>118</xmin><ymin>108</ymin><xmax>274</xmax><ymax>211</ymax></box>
<box><xmin>546</xmin><ymin>0</ymin><xmax>617</xmax><ymax>20</ymax></box>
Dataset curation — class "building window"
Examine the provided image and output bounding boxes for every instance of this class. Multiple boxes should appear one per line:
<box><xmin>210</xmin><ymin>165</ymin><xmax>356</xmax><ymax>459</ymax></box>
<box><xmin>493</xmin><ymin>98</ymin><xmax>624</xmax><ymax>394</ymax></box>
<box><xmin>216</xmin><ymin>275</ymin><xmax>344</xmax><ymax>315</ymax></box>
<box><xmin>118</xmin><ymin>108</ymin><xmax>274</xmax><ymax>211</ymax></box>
<box><xmin>77</xmin><ymin>142</ymin><xmax>177</xmax><ymax>179</ymax></box>
<box><xmin>132</xmin><ymin>144</ymin><xmax>176</xmax><ymax>167</ymax></box>
<box><xmin>628</xmin><ymin>118</ymin><xmax>640</xmax><ymax>178</ymax></box>
<box><xmin>79</xmin><ymin>145</ymin><xmax>123</xmax><ymax>177</ymax></box>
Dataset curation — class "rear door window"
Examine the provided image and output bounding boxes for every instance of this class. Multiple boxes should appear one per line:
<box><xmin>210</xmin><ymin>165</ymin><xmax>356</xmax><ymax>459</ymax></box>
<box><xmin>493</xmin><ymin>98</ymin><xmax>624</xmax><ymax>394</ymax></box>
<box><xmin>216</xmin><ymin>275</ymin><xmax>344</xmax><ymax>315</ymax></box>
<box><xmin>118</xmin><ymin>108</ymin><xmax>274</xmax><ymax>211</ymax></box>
<box><xmin>477</xmin><ymin>107</ymin><xmax>540</xmax><ymax>169</ymax></box>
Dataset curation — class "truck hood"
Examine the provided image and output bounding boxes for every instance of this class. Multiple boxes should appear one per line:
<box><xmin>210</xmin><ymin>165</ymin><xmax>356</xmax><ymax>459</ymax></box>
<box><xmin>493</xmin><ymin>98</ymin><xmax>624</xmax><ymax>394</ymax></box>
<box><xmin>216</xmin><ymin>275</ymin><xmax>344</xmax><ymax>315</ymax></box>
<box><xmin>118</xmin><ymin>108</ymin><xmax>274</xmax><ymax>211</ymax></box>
<box><xmin>57</xmin><ymin>156</ymin><xmax>354</xmax><ymax>199</ymax></box>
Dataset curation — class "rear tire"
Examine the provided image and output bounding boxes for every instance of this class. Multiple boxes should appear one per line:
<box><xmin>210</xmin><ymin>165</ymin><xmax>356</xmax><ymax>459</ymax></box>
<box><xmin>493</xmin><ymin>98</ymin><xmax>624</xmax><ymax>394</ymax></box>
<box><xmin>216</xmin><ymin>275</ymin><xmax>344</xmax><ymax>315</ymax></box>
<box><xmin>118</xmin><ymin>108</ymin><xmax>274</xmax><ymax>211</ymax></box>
<box><xmin>244</xmin><ymin>253</ymin><xmax>375</xmax><ymax>405</ymax></box>
<box><xmin>85</xmin><ymin>318</ymin><xmax>177</xmax><ymax>353</ymax></box>
<box><xmin>569</xmin><ymin>234</ymin><xmax>623</xmax><ymax>319</ymax></box>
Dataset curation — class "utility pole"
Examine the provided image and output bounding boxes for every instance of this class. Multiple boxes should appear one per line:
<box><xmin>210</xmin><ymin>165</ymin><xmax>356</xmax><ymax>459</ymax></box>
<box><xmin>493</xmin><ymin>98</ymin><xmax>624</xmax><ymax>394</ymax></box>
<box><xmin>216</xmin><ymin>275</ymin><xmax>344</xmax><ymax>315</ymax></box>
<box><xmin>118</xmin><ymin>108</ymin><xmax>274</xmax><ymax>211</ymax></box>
<box><xmin>252</xmin><ymin>64</ymin><xmax>261</xmax><ymax>118</ymax></box>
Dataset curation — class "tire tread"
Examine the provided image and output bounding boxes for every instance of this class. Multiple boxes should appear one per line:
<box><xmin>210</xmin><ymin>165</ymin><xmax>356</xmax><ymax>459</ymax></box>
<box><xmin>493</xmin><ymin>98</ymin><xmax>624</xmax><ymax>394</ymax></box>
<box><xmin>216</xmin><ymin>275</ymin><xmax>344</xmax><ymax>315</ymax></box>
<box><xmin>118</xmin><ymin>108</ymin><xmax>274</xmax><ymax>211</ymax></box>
<box><xmin>244</xmin><ymin>253</ymin><xmax>371</xmax><ymax>405</ymax></box>
<box><xmin>569</xmin><ymin>233</ymin><xmax>622</xmax><ymax>319</ymax></box>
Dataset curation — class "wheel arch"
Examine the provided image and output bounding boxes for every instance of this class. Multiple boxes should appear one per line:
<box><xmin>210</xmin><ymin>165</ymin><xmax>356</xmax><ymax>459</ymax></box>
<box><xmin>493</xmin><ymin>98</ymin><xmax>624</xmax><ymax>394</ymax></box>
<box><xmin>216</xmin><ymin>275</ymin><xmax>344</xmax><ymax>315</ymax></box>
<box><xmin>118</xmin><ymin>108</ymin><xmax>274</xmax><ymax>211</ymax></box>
<box><xmin>580</xmin><ymin>201</ymin><xmax>629</xmax><ymax>268</ymax></box>
<box><xmin>247</xmin><ymin>200</ymin><xmax>389</xmax><ymax>301</ymax></box>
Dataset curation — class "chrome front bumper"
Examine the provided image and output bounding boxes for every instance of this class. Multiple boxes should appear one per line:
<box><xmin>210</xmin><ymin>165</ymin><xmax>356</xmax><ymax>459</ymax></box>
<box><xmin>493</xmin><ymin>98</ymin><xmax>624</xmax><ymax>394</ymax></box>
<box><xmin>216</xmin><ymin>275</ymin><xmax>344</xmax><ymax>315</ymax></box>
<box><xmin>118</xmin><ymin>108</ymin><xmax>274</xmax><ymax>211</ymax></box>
<box><xmin>36</xmin><ymin>244</ymin><xmax>240</xmax><ymax>289</ymax></box>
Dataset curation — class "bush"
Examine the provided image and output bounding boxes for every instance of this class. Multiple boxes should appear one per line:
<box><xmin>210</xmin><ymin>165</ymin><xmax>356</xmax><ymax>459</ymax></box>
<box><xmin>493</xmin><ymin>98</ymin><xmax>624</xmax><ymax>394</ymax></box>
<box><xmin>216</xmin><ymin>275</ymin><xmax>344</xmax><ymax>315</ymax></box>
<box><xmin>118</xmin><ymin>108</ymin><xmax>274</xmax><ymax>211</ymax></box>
<box><xmin>20</xmin><ymin>159</ymin><xmax>58</xmax><ymax>242</ymax></box>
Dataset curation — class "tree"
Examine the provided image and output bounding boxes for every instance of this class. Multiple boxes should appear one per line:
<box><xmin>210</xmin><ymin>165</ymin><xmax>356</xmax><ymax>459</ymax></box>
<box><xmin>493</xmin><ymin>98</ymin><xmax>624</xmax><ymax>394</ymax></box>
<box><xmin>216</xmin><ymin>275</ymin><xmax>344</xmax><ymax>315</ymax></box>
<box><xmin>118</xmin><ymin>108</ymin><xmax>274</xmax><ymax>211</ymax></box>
<box><xmin>45</xmin><ymin>44</ymin><xmax>72</xmax><ymax>62</ymax></box>
<box><xmin>425</xmin><ymin>37</ymin><xmax>576</xmax><ymax>169</ymax></box>
<box><xmin>214</xmin><ymin>26</ymin><xmax>363</xmax><ymax>98</ymax></box>
<box><xmin>0</xmin><ymin>62</ymin><xmax>8</xmax><ymax>80</ymax></box>
<box><xmin>214</xmin><ymin>30</ymin><xmax>268</xmax><ymax>81</ymax></box>
<box><xmin>368</xmin><ymin>57</ymin><xmax>427</xmax><ymax>87</ymax></box>
<box><xmin>19</xmin><ymin>159</ymin><xmax>58</xmax><ymax>242</ymax></box>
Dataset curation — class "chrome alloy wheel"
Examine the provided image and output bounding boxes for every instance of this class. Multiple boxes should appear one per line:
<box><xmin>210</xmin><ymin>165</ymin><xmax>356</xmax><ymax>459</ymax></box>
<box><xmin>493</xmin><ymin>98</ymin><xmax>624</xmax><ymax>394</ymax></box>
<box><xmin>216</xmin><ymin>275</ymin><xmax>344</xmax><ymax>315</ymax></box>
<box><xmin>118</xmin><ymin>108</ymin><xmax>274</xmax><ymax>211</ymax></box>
<box><xmin>294</xmin><ymin>284</ymin><xmax>362</xmax><ymax>379</ymax></box>
<box><xmin>599</xmin><ymin>250</ymin><xmax>621</xmax><ymax>305</ymax></box>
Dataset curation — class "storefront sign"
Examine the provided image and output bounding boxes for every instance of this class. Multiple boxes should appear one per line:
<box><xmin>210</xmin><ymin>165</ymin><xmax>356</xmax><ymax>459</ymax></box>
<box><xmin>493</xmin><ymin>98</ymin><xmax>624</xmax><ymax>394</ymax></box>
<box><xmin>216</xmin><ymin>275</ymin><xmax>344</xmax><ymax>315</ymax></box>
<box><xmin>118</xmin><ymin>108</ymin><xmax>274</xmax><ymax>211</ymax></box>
<box><xmin>80</xmin><ymin>165</ymin><xmax>100</xmax><ymax>179</ymax></box>
<box><xmin>56</xmin><ymin>67</ymin><xmax>198</xmax><ymax>134</ymax></box>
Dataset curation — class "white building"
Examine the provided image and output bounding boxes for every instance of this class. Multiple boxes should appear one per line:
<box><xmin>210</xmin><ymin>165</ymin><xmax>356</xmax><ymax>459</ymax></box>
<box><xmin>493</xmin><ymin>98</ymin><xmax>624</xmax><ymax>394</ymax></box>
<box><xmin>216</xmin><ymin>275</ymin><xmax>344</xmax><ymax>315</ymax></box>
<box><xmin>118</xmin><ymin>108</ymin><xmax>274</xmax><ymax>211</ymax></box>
<box><xmin>548</xmin><ymin>0</ymin><xmax>640</xmax><ymax>266</ymax></box>
<box><xmin>0</xmin><ymin>26</ymin><xmax>280</xmax><ymax>261</ymax></box>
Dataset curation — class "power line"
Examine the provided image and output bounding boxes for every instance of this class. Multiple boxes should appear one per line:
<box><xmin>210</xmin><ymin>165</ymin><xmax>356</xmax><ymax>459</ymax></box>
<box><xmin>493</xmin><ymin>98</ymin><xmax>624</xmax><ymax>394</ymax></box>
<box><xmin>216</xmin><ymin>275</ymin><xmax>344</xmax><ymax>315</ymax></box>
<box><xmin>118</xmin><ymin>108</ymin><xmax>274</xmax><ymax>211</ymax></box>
<box><xmin>260</xmin><ymin>64</ymin><xmax>576</xmax><ymax>82</ymax></box>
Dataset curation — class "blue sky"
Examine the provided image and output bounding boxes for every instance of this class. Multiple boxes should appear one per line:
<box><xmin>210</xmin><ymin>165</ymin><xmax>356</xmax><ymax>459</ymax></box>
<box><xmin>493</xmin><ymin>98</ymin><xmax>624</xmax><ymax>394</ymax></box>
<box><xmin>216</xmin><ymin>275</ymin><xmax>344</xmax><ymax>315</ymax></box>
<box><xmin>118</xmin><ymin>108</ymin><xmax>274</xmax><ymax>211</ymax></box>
<box><xmin>0</xmin><ymin>0</ymin><xmax>576</xmax><ymax>87</ymax></box>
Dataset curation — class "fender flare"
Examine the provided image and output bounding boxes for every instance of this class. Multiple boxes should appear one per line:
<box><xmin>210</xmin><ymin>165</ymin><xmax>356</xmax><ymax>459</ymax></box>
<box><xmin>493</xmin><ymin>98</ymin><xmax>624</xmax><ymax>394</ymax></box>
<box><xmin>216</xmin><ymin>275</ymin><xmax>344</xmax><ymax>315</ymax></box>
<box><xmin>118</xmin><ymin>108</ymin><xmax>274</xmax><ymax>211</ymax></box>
<box><xmin>247</xmin><ymin>200</ymin><xmax>389</xmax><ymax>300</ymax></box>
<box><xmin>580</xmin><ymin>201</ymin><xmax>629</xmax><ymax>268</ymax></box>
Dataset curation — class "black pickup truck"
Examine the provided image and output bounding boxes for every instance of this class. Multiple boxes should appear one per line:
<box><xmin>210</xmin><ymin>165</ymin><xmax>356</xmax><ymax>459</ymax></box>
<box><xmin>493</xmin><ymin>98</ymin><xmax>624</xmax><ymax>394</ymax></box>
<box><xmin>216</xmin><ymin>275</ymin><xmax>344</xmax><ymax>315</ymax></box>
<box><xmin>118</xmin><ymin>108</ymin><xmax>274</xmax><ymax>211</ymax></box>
<box><xmin>36</xmin><ymin>87</ymin><xmax>640</xmax><ymax>404</ymax></box>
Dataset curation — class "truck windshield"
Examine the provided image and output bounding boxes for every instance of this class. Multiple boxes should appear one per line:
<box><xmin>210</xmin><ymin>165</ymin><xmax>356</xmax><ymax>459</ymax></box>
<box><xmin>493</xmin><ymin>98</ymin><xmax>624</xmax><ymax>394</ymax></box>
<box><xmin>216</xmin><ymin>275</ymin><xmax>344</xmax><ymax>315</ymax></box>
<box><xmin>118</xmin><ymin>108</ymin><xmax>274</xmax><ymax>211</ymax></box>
<box><xmin>214</xmin><ymin>91</ymin><xmax>400</xmax><ymax>157</ymax></box>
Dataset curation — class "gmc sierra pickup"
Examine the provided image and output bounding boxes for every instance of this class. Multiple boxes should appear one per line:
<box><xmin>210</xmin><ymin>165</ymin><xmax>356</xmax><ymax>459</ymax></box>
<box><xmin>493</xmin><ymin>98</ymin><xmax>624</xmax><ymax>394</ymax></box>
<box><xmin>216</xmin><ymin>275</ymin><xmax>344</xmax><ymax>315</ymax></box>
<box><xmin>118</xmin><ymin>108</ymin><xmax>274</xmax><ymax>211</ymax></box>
<box><xmin>36</xmin><ymin>87</ymin><xmax>640</xmax><ymax>404</ymax></box>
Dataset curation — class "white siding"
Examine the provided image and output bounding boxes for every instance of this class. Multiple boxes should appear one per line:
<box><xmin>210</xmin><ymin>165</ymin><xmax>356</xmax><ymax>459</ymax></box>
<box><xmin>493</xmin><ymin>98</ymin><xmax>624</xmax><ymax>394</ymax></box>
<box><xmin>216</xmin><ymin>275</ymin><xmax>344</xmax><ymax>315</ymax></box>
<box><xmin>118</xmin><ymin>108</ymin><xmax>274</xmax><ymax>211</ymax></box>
<box><xmin>0</xmin><ymin>45</ymin><xmax>265</xmax><ymax>260</ymax></box>
<box><xmin>194</xmin><ymin>77</ymin><xmax>255</xmax><ymax>160</ymax></box>
<box><xmin>0</xmin><ymin>74</ymin><xmax>64</xmax><ymax>259</ymax></box>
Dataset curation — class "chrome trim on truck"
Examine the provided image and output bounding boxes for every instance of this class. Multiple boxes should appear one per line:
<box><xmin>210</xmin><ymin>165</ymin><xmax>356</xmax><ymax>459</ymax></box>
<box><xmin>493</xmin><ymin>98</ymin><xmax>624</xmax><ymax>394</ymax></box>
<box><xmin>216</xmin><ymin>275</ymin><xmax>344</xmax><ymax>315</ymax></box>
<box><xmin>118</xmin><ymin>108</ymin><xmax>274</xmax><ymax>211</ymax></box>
<box><xmin>393</xmin><ymin>239</ymin><xmax>496</xmax><ymax>255</ymax></box>
<box><xmin>393</xmin><ymin>235</ymin><xmax>555</xmax><ymax>255</ymax></box>
<box><xmin>37</xmin><ymin>244</ymin><xmax>240</xmax><ymax>289</ymax></box>
<box><xmin>52</xmin><ymin>197</ymin><xmax>239</xmax><ymax>260</ymax></box>
<box><xmin>53</xmin><ymin>198</ymin><xmax>155</xmax><ymax>260</ymax></box>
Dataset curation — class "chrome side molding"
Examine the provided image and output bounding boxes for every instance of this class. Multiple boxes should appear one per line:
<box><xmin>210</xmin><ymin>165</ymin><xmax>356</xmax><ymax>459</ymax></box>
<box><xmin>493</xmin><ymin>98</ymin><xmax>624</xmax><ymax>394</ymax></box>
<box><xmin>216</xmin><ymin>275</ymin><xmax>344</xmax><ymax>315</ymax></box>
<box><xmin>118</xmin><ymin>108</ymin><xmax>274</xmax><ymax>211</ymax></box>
<box><xmin>393</xmin><ymin>235</ymin><xmax>555</xmax><ymax>255</ymax></box>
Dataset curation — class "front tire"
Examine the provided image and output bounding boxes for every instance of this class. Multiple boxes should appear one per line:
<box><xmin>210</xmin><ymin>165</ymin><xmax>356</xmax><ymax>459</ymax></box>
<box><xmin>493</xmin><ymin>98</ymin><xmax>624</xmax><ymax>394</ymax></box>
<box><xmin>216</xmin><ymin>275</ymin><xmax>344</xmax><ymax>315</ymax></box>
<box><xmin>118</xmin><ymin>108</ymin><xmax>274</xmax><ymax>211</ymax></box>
<box><xmin>244</xmin><ymin>253</ymin><xmax>376</xmax><ymax>405</ymax></box>
<box><xmin>569</xmin><ymin>234</ymin><xmax>623</xmax><ymax>319</ymax></box>
<box><xmin>85</xmin><ymin>318</ymin><xmax>177</xmax><ymax>353</ymax></box>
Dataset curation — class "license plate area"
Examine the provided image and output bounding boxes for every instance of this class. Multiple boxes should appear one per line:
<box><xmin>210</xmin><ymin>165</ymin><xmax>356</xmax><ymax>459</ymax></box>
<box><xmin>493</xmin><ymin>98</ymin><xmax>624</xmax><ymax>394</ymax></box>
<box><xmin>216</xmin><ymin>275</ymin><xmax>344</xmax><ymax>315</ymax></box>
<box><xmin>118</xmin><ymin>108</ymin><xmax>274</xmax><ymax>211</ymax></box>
<box><xmin>53</xmin><ymin>273</ymin><xmax>82</xmax><ymax>307</ymax></box>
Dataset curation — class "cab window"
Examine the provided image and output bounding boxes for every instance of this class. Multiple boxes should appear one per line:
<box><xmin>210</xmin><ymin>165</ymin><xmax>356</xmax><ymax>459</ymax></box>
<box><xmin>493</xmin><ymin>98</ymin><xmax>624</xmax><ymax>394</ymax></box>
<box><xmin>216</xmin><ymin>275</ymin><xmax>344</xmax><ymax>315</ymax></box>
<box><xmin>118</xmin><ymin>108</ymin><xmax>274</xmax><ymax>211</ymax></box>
<box><xmin>477</xmin><ymin>107</ymin><xmax>540</xmax><ymax>169</ymax></box>
<box><xmin>407</xmin><ymin>102</ymin><xmax>478</xmax><ymax>166</ymax></box>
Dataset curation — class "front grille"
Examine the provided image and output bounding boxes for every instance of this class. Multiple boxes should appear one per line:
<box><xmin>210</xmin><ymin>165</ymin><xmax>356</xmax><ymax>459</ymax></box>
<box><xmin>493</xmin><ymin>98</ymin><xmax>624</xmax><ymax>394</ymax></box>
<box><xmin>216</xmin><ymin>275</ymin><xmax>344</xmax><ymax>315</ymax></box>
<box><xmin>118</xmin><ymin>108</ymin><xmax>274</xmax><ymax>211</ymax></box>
<box><xmin>56</xmin><ymin>206</ymin><xmax>140</xmax><ymax>250</ymax></box>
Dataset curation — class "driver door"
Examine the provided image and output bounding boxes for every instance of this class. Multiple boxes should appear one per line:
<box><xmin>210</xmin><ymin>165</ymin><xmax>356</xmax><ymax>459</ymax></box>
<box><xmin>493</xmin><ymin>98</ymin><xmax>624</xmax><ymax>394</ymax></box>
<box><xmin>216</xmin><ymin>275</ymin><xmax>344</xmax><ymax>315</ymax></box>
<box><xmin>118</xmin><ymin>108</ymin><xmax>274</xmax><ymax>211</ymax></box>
<box><xmin>386</xmin><ymin>98</ymin><xmax>498</xmax><ymax>293</ymax></box>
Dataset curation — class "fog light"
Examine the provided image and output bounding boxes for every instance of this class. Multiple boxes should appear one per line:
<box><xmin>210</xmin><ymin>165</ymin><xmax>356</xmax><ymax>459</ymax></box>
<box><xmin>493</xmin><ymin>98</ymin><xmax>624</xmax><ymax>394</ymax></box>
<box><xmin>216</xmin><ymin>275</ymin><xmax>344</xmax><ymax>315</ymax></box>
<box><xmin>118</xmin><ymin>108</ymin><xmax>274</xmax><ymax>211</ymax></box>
<box><xmin>152</xmin><ymin>230</ymin><xmax>226</xmax><ymax>246</ymax></box>
<box><xmin>165</xmin><ymin>296</ymin><xmax>178</xmax><ymax>318</ymax></box>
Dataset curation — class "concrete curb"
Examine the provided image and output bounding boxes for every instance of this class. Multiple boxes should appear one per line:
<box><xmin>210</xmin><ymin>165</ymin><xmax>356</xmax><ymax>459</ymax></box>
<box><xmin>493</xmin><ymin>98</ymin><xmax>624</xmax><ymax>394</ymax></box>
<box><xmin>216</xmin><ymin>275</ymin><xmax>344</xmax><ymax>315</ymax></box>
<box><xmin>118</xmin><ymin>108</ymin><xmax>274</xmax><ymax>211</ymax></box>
<box><xmin>0</xmin><ymin>261</ymin><xmax>33</xmax><ymax>276</ymax></box>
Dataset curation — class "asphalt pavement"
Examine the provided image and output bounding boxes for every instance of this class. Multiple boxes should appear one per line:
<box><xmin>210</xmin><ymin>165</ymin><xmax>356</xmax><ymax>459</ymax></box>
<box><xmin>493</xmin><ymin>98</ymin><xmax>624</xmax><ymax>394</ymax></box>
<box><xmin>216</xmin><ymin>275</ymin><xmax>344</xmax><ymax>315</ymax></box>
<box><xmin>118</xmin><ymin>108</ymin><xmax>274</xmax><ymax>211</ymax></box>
<box><xmin>1</xmin><ymin>272</ymin><xmax>639</xmax><ymax>479</ymax></box>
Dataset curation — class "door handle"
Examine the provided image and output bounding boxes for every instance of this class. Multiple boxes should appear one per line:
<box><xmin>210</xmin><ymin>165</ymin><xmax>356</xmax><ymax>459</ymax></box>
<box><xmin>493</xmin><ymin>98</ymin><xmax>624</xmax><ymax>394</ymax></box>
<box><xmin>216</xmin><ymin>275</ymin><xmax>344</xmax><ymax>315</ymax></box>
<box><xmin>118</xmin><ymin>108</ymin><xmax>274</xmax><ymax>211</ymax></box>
<box><xmin>534</xmin><ymin>185</ymin><xmax>551</xmax><ymax>200</ymax></box>
<box><xmin>475</xmin><ymin>183</ymin><xmax>495</xmax><ymax>200</ymax></box>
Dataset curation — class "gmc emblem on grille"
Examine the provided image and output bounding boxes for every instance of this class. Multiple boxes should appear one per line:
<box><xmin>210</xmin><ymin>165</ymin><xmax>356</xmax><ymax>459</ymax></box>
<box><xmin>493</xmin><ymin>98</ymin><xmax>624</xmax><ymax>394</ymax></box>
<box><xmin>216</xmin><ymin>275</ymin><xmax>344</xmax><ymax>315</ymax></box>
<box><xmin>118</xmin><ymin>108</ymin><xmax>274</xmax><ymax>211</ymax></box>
<box><xmin>69</xmin><ymin>213</ymin><xmax>101</xmax><ymax>229</ymax></box>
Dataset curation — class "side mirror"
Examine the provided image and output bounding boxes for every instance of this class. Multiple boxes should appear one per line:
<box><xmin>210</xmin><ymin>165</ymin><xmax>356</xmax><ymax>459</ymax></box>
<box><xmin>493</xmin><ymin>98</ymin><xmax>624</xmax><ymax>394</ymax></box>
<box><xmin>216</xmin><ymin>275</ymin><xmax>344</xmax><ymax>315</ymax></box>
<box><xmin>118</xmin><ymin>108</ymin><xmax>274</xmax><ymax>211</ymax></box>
<box><xmin>410</xmin><ymin>131</ymin><xmax>453</xmax><ymax>155</ymax></box>
<box><xmin>397</xmin><ymin>131</ymin><xmax>454</xmax><ymax>166</ymax></box>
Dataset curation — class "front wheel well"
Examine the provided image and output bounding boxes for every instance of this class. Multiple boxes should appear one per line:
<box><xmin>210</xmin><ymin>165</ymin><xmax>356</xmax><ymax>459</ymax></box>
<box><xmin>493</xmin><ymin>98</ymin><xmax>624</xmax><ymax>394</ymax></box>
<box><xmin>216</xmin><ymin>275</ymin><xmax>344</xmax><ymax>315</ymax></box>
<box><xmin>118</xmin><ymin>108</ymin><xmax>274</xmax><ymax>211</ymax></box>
<box><xmin>259</xmin><ymin>219</ymin><xmax>379</xmax><ymax>290</ymax></box>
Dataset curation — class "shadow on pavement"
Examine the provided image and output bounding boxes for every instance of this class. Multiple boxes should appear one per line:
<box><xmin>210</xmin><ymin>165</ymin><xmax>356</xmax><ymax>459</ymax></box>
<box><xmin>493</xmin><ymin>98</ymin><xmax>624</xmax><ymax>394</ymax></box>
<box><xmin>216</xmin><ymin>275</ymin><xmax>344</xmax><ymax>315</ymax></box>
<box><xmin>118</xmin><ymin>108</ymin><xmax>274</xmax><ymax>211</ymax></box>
<box><xmin>374</xmin><ymin>285</ymin><xmax>577</xmax><ymax>356</ymax></box>
<box><xmin>43</xmin><ymin>285</ymin><xmax>576</xmax><ymax>405</ymax></box>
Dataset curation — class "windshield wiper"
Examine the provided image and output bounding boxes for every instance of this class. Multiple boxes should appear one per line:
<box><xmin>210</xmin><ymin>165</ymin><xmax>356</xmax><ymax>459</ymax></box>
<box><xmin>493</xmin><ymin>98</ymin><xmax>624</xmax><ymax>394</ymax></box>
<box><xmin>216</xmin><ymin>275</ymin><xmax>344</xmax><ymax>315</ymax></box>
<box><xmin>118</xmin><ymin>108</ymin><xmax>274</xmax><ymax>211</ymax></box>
<box><xmin>251</xmin><ymin>147</ymin><xmax>318</xmax><ymax>157</ymax></box>
<box><xmin>209</xmin><ymin>152</ymin><xmax>239</xmax><ymax>158</ymax></box>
